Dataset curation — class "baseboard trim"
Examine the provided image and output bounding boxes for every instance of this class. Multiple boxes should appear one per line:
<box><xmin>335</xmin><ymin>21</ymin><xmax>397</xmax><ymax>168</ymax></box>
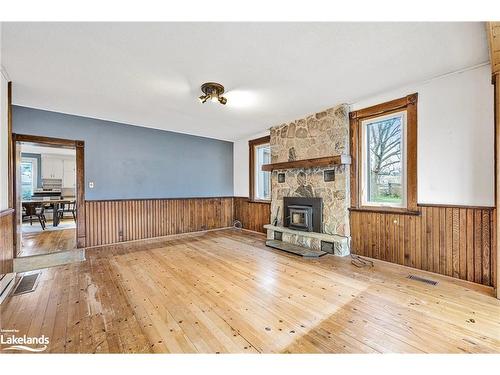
<box><xmin>0</xmin><ymin>272</ymin><xmax>16</xmax><ymax>305</ymax></box>
<box><xmin>350</xmin><ymin>252</ymin><xmax>495</xmax><ymax>295</ymax></box>
<box><xmin>239</xmin><ymin>228</ymin><xmax>266</xmax><ymax>236</ymax></box>
<box><xmin>84</xmin><ymin>226</ymin><xmax>237</xmax><ymax>250</ymax></box>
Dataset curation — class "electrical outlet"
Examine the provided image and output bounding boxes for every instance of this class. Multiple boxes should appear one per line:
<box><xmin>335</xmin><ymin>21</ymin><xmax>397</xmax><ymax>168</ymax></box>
<box><xmin>89</xmin><ymin>182</ymin><xmax>95</xmax><ymax>188</ymax></box>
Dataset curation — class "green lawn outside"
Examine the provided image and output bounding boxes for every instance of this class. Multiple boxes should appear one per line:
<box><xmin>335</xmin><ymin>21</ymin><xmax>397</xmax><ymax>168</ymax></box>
<box><xmin>371</xmin><ymin>195</ymin><xmax>401</xmax><ymax>203</ymax></box>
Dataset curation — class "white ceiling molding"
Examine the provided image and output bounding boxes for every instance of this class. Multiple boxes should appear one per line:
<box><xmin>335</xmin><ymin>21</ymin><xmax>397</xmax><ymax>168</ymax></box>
<box><xmin>347</xmin><ymin>62</ymin><xmax>490</xmax><ymax>108</ymax></box>
<box><xmin>0</xmin><ymin>66</ymin><xmax>10</xmax><ymax>81</ymax></box>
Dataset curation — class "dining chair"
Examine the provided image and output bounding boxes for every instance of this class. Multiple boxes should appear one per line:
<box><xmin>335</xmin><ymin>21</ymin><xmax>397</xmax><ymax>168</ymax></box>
<box><xmin>35</xmin><ymin>204</ymin><xmax>47</xmax><ymax>230</ymax></box>
<box><xmin>23</xmin><ymin>203</ymin><xmax>46</xmax><ymax>229</ymax></box>
<box><xmin>57</xmin><ymin>201</ymin><xmax>77</xmax><ymax>222</ymax></box>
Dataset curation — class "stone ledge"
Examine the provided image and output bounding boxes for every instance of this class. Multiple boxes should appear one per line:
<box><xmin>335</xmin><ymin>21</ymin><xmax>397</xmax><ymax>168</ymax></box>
<box><xmin>264</xmin><ymin>224</ymin><xmax>350</xmax><ymax>257</ymax></box>
<box><xmin>264</xmin><ymin>224</ymin><xmax>347</xmax><ymax>242</ymax></box>
<box><xmin>265</xmin><ymin>240</ymin><xmax>327</xmax><ymax>258</ymax></box>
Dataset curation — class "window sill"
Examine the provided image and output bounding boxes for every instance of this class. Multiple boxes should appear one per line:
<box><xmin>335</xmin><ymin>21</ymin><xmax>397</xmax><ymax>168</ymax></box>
<box><xmin>248</xmin><ymin>199</ymin><xmax>272</xmax><ymax>204</ymax></box>
<box><xmin>349</xmin><ymin>207</ymin><xmax>420</xmax><ymax>216</ymax></box>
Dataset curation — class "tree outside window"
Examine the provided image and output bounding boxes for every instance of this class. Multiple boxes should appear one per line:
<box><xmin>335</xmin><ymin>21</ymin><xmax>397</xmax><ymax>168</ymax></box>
<box><xmin>362</xmin><ymin>111</ymin><xmax>406</xmax><ymax>207</ymax></box>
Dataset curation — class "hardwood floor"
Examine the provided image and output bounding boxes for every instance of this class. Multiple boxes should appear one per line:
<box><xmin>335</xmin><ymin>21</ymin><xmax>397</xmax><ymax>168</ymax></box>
<box><xmin>20</xmin><ymin>227</ymin><xmax>77</xmax><ymax>257</ymax></box>
<box><xmin>1</xmin><ymin>229</ymin><xmax>499</xmax><ymax>353</ymax></box>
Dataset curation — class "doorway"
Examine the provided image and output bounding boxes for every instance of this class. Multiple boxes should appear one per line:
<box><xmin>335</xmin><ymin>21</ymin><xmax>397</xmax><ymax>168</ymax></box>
<box><xmin>12</xmin><ymin>134</ymin><xmax>85</xmax><ymax>258</ymax></box>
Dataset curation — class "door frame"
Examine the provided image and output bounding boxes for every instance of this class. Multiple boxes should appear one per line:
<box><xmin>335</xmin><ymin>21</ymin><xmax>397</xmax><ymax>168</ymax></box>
<box><xmin>11</xmin><ymin>133</ymin><xmax>86</xmax><ymax>256</ymax></box>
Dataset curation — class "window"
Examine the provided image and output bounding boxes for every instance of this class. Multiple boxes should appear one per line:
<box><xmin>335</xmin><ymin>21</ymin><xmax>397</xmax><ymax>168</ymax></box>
<box><xmin>249</xmin><ymin>136</ymin><xmax>271</xmax><ymax>201</ymax></box>
<box><xmin>255</xmin><ymin>143</ymin><xmax>271</xmax><ymax>199</ymax></box>
<box><xmin>361</xmin><ymin>111</ymin><xmax>406</xmax><ymax>207</ymax></box>
<box><xmin>350</xmin><ymin>94</ymin><xmax>417</xmax><ymax>212</ymax></box>
<box><xmin>20</xmin><ymin>156</ymin><xmax>39</xmax><ymax>200</ymax></box>
<box><xmin>21</xmin><ymin>159</ymin><xmax>36</xmax><ymax>200</ymax></box>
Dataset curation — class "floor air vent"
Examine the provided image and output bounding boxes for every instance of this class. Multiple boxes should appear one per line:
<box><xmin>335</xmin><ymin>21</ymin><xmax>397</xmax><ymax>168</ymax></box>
<box><xmin>407</xmin><ymin>274</ymin><xmax>438</xmax><ymax>286</ymax></box>
<box><xmin>12</xmin><ymin>272</ymin><xmax>41</xmax><ymax>296</ymax></box>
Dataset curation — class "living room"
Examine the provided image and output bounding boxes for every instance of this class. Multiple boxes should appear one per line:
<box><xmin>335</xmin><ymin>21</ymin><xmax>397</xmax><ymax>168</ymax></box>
<box><xmin>0</xmin><ymin>1</ymin><xmax>499</xmax><ymax>373</ymax></box>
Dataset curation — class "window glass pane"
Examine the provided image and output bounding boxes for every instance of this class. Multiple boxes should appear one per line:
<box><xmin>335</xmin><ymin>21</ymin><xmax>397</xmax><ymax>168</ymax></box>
<box><xmin>255</xmin><ymin>144</ymin><xmax>271</xmax><ymax>200</ymax></box>
<box><xmin>21</xmin><ymin>161</ymin><xmax>34</xmax><ymax>200</ymax></box>
<box><xmin>365</xmin><ymin>114</ymin><xmax>404</xmax><ymax>206</ymax></box>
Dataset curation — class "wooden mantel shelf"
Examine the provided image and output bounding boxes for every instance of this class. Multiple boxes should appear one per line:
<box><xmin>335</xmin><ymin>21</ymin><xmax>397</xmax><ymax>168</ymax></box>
<box><xmin>261</xmin><ymin>155</ymin><xmax>351</xmax><ymax>172</ymax></box>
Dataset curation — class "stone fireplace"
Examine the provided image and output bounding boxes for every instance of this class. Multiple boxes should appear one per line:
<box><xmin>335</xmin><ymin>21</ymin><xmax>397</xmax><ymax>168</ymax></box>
<box><xmin>264</xmin><ymin>104</ymin><xmax>351</xmax><ymax>256</ymax></box>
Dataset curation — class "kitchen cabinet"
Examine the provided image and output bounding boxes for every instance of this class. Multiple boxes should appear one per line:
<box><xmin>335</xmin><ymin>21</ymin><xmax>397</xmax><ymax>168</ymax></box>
<box><xmin>63</xmin><ymin>159</ymin><xmax>76</xmax><ymax>188</ymax></box>
<box><xmin>41</xmin><ymin>156</ymin><xmax>76</xmax><ymax>188</ymax></box>
<box><xmin>41</xmin><ymin>156</ymin><xmax>64</xmax><ymax>179</ymax></box>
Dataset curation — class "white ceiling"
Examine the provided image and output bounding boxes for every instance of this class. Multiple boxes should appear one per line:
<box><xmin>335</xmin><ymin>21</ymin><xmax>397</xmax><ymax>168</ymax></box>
<box><xmin>2</xmin><ymin>22</ymin><xmax>489</xmax><ymax>141</ymax></box>
<box><xmin>21</xmin><ymin>144</ymin><xmax>76</xmax><ymax>156</ymax></box>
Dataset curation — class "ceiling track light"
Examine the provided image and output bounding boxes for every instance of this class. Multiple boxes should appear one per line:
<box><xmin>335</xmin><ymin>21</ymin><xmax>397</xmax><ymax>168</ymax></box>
<box><xmin>199</xmin><ymin>82</ymin><xmax>227</xmax><ymax>105</ymax></box>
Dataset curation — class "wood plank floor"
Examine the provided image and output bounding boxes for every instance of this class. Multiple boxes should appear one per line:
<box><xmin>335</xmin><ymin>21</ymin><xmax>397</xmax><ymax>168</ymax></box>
<box><xmin>19</xmin><ymin>227</ymin><xmax>76</xmax><ymax>257</ymax></box>
<box><xmin>1</xmin><ymin>229</ymin><xmax>499</xmax><ymax>353</ymax></box>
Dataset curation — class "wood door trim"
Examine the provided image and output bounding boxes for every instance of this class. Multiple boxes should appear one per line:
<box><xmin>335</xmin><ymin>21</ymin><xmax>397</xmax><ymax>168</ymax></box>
<box><xmin>13</xmin><ymin>133</ymin><xmax>78</xmax><ymax>148</ymax></box>
<box><xmin>75</xmin><ymin>141</ymin><xmax>85</xmax><ymax>248</ymax></box>
<box><xmin>11</xmin><ymin>133</ymin><xmax>86</xmax><ymax>254</ymax></box>
<box><xmin>7</xmin><ymin>82</ymin><xmax>13</xmax><ymax>209</ymax></box>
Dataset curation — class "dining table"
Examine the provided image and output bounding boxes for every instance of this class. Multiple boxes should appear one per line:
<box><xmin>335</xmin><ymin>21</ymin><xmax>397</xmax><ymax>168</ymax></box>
<box><xmin>22</xmin><ymin>198</ymin><xmax>76</xmax><ymax>227</ymax></box>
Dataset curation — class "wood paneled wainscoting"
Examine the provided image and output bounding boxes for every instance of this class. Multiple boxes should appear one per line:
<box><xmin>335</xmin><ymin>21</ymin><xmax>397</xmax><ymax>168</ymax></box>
<box><xmin>233</xmin><ymin>197</ymin><xmax>271</xmax><ymax>234</ymax></box>
<box><xmin>350</xmin><ymin>205</ymin><xmax>496</xmax><ymax>287</ymax></box>
<box><xmin>85</xmin><ymin>197</ymin><xmax>234</xmax><ymax>247</ymax></box>
<box><xmin>0</xmin><ymin>208</ymin><xmax>14</xmax><ymax>275</ymax></box>
<box><xmin>84</xmin><ymin>197</ymin><xmax>495</xmax><ymax>287</ymax></box>
<box><xmin>85</xmin><ymin>197</ymin><xmax>271</xmax><ymax>248</ymax></box>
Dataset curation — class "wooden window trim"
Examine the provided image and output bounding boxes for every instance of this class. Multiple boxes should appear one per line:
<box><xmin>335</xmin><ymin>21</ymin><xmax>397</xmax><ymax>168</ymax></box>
<box><xmin>349</xmin><ymin>93</ymin><xmax>418</xmax><ymax>213</ymax></box>
<box><xmin>249</xmin><ymin>135</ymin><xmax>271</xmax><ymax>202</ymax></box>
<box><xmin>348</xmin><ymin>207</ymin><xmax>420</xmax><ymax>216</ymax></box>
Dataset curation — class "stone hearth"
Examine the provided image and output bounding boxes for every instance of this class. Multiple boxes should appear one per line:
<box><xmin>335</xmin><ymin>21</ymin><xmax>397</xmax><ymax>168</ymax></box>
<box><xmin>268</xmin><ymin>103</ymin><xmax>351</xmax><ymax>256</ymax></box>
<box><xmin>264</xmin><ymin>224</ymin><xmax>350</xmax><ymax>257</ymax></box>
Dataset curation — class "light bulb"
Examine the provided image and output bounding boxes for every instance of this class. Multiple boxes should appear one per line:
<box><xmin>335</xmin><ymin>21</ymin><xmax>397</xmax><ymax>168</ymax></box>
<box><xmin>211</xmin><ymin>90</ymin><xmax>218</xmax><ymax>102</ymax></box>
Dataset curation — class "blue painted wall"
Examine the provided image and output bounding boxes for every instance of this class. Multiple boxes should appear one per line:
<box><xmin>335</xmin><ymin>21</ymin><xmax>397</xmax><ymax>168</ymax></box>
<box><xmin>13</xmin><ymin>106</ymin><xmax>234</xmax><ymax>200</ymax></box>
